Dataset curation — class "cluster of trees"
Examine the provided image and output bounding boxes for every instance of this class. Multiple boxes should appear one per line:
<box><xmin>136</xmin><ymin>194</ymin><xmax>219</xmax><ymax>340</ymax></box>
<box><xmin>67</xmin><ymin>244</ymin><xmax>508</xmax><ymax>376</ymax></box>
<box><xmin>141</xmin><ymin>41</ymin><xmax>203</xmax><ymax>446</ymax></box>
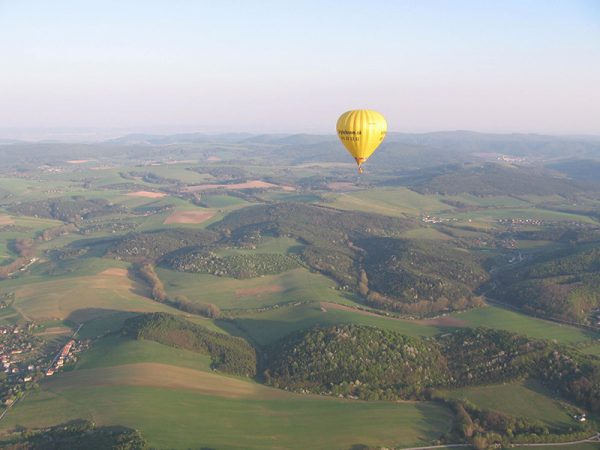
<box><xmin>511</xmin><ymin>225</ymin><xmax>600</xmax><ymax>245</ymax></box>
<box><xmin>163</xmin><ymin>251</ymin><xmax>299</xmax><ymax>278</ymax></box>
<box><xmin>189</xmin><ymin>166</ymin><xmax>247</xmax><ymax>180</ymax></box>
<box><xmin>0</xmin><ymin>238</ymin><xmax>35</xmax><ymax>279</ymax></box>
<box><xmin>264</xmin><ymin>325</ymin><xmax>449</xmax><ymax>400</ymax></box>
<box><xmin>536</xmin><ymin>349</ymin><xmax>600</xmax><ymax>412</ymax></box>
<box><xmin>1</xmin><ymin>222</ymin><xmax>83</xmax><ymax>279</ymax></box>
<box><xmin>123</xmin><ymin>312</ymin><xmax>256</xmax><ymax>376</ymax></box>
<box><xmin>126</xmin><ymin>171</ymin><xmax>178</xmax><ymax>185</ymax></box>
<box><xmin>39</xmin><ymin>223</ymin><xmax>78</xmax><ymax>241</ymax></box>
<box><xmin>1</xmin><ymin>419</ymin><xmax>148</xmax><ymax>450</ymax></box>
<box><xmin>136</xmin><ymin>263</ymin><xmax>221</xmax><ymax>318</ymax></box>
<box><xmin>436</xmin><ymin>328</ymin><xmax>544</xmax><ymax>385</ymax></box>
<box><xmin>8</xmin><ymin>197</ymin><xmax>125</xmax><ymax>222</ymax></box>
<box><xmin>493</xmin><ymin>244</ymin><xmax>600</xmax><ymax>324</ymax></box>
<box><xmin>78</xmin><ymin>221</ymin><xmax>138</xmax><ymax>235</ymax></box>
<box><xmin>107</xmin><ymin>229</ymin><xmax>219</xmax><ymax>261</ymax></box>
<box><xmin>439</xmin><ymin>397</ymin><xmax>589</xmax><ymax>448</ymax></box>
<box><xmin>264</xmin><ymin>325</ymin><xmax>600</xmax><ymax>413</ymax></box>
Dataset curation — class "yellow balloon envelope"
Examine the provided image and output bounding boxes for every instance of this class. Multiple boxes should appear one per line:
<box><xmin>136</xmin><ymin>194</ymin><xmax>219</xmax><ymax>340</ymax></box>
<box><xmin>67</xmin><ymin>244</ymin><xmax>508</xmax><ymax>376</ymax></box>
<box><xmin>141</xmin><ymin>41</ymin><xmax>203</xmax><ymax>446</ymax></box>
<box><xmin>336</xmin><ymin>109</ymin><xmax>387</xmax><ymax>173</ymax></box>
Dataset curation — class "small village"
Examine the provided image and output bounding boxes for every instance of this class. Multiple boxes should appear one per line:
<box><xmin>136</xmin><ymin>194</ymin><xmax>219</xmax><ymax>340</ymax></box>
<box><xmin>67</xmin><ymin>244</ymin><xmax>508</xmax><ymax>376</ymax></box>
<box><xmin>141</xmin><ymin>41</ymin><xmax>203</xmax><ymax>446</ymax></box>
<box><xmin>0</xmin><ymin>324</ymin><xmax>44</xmax><ymax>407</ymax></box>
<box><xmin>45</xmin><ymin>337</ymin><xmax>87</xmax><ymax>376</ymax></box>
<box><xmin>0</xmin><ymin>323</ymin><xmax>87</xmax><ymax>408</ymax></box>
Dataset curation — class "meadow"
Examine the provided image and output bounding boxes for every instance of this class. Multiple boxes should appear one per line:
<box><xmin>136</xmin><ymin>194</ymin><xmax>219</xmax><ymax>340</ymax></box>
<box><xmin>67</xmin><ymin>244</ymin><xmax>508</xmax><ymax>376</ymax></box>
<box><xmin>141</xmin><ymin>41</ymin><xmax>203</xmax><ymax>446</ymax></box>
<box><xmin>1</xmin><ymin>373</ymin><xmax>453</xmax><ymax>449</ymax></box>
<box><xmin>157</xmin><ymin>265</ymin><xmax>355</xmax><ymax>312</ymax></box>
<box><xmin>450</xmin><ymin>304</ymin><xmax>598</xmax><ymax>344</ymax></box>
<box><xmin>322</xmin><ymin>187</ymin><xmax>449</xmax><ymax>217</ymax></box>
<box><xmin>217</xmin><ymin>301</ymin><xmax>442</xmax><ymax>346</ymax></box>
<box><xmin>441</xmin><ymin>380</ymin><xmax>574</xmax><ymax>429</ymax></box>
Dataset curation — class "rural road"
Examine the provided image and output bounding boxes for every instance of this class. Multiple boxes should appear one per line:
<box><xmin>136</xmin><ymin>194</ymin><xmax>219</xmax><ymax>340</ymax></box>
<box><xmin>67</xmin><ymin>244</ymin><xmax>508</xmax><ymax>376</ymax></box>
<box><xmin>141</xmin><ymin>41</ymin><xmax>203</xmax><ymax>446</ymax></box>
<box><xmin>399</xmin><ymin>433</ymin><xmax>600</xmax><ymax>450</ymax></box>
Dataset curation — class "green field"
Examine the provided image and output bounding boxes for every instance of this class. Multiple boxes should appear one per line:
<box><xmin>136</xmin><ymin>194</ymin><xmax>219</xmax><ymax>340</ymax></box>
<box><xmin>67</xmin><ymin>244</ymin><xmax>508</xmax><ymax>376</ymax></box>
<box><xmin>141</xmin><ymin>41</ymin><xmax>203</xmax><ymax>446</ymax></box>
<box><xmin>200</xmin><ymin>193</ymin><xmax>250</xmax><ymax>208</ymax></box>
<box><xmin>322</xmin><ymin>187</ymin><xmax>449</xmax><ymax>217</ymax></box>
<box><xmin>452</xmin><ymin>304</ymin><xmax>598</xmax><ymax>344</ymax></box>
<box><xmin>216</xmin><ymin>236</ymin><xmax>303</xmax><ymax>256</ymax></box>
<box><xmin>2</xmin><ymin>263</ymin><xmax>179</xmax><ymax>323</ymax></box>
<box><xmin>1</xmin><ymin>371</ymin><xmax>453</xmax><ymax>449</ymax></box>
<box><xmin>441</xmin><ymin>380</ymin><xmax>574</xmax><ymax>429</ymax></box>
<box><xmin>218</xmin><ymin>301</ymin><xmax>441</xmax><ymax>346</ymax></box>
<box><xmin>444</xmin><ymin>194</ymin><xmax>532</xmax><ymax>208</ymax></box>
<box><xmin>75</xmin><ymin>335</ymin><xmax>213</xmax><ymax>372</ymax></box>
<box><xmin>157</xmin><ymin>266</ymin><xmax>357</xmax><ymax>311</ymax></box>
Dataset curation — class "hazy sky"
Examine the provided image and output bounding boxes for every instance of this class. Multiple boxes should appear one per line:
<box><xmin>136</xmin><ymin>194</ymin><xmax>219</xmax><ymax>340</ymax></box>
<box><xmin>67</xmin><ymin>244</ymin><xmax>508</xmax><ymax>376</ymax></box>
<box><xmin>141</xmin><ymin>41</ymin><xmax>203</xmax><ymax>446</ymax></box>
<box><xmin>1</xmin><ymin>0</ymin><xmax>599</xmax><ymax>138</ymax></box>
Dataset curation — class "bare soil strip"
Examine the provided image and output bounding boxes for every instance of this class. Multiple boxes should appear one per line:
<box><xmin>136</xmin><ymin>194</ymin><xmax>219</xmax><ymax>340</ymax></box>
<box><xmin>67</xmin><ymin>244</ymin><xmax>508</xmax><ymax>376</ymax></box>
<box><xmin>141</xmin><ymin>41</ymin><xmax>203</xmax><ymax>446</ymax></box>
<box><xmin>164</xmin><ymin>210</ymin><xmax>215</xmax><ymax>224</ymax></box>
<box><xmin>320</xmin><ymin>302</ymin><xmax>387</xmax><ymax>318</ymax></box>
<box><xmin>0</xmin><ymin>215</ymin><xmax>14</xmax><ymax>225</ymax></box>
<box><xmin>126</xmin><ymin>191</ymin><xmax>167</xmax><ymax>198</ymax></box>
<box><xmin>320</xmin><ymin>302</ymin><xmax>467</xmax><ymax>327</ymax></box>
<box><xmin>35</xmin><ymin>327</ymin><xmax>72</xmax><ymax>336</ymax></box>
<box><xmin>99</xmin><ymin>268</ymin><xmax>129</xmax><ymax>277</ymax></box>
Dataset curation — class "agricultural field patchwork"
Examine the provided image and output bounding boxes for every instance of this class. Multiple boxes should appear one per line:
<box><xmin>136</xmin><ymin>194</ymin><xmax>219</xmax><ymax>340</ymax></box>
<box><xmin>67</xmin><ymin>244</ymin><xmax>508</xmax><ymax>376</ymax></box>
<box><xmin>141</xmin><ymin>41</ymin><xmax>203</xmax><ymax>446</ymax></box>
<box><xmin>0</xmin><ymin>140</ymin><xmax>599</xmax><ymax>449</ymax></box>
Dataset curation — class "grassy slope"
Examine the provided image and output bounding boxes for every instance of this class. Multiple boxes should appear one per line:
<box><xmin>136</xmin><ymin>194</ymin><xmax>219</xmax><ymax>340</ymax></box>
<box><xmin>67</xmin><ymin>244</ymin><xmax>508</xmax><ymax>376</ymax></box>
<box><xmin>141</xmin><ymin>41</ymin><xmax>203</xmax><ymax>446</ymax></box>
<box><xmin>1</xmin><ymin>263</ymin><xmax>180</xmax><ymax>323</ymax></box>
<box><xmin>441</xmin><ymin>380</ymin><xmax>574</xmax><ymax>429</ymax></box>
<box><xmin>158</xmin><ymin>266</ymin><xmax>357</xmax><ymax>311</ymax></box>
<box><xmin>322</xmin><ymin>187</ymin><xmax>449</xmax><ymax>217</ymax></box>
<box><xmin>452</xmin><ymin>305</ymin><xmax>598</xmax><ymax>344</ymax></box>
<box><xmin>75</xmin><ymin>335</ymin><xmax>213</xmax><ymax>372</ymax></box>
<box><xmin>217</xmin><ymin>302</ymin><xmax>441</xmax><ymax>346</ymax></box>
<box><xmin>1</xmin><ymin>368</ymin><xmax>453</xmax><ymax>449</ymax></box>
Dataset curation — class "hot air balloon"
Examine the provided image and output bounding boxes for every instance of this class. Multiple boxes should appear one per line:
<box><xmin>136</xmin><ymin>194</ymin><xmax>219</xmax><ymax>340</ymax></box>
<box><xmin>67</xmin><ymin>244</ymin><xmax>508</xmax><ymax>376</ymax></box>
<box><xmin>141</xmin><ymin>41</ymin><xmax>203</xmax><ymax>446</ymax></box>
<box><xmin>336</xmin><ymin>110</ymin><xmax>387</xmax><ymax>173</ymax></box>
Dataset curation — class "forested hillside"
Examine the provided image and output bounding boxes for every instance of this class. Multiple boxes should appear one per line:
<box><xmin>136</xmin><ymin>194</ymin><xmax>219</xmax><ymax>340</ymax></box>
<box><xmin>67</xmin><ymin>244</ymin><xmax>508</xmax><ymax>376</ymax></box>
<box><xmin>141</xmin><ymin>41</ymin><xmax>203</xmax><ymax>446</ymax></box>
<box><xmin>107</xmin><ymin>229</ymin><xmax>219</xmax><ymax>261</ymax></box>
<box><xmin>210</xmin><ymin>203</ymin><xmax>488</xmax><ymax>313</ymax></box>
<box><xmin>162</xmin><ymin>251</ymin><xmax>300</xmax><ymax>278</ymax></box>
<box><xmin>123</xmin><ymin>313</ymin><xmax>256</xmax><ymax>376</ymax></box>
<box><xmin>264</xmin><ymin>325</ymin><xmax>449</xmax><ymax>400</ymax></box>
<box><xmin>358</xmin><ymin>237</ymin><xmax>487</xmax><ymax>314</ymax></box>
<box><xmin>492</xmin><ymin>245</ymin><xmax>600</xmax><ymax>324</ymax></box>
<box><xmin>8</xmin><ymin>197</ymin><xmax>125</xmax><ymax>222</ymax></box>
<box><xmin>264</xmin><ymin>325</ymin><xmax>600</xmax><ymax>412</ymax></box>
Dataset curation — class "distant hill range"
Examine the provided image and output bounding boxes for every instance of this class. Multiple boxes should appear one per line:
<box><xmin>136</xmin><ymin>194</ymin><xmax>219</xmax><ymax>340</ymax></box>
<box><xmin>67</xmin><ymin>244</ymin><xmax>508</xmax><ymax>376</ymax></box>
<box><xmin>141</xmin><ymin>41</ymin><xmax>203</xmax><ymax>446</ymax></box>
<box><xmin>546</xmin><ymin>159</ymin><xmax>600</xmax><ymax>184</ymax></box>
<box><xmin>410</xmin><ymin>163</ymin><xmax>597</xmax><ymax>196</ymax></box>
<box><xmin>1</xmin><ymin>130</ymin><xmax>600</xmax><ymax>175</ymax></box>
